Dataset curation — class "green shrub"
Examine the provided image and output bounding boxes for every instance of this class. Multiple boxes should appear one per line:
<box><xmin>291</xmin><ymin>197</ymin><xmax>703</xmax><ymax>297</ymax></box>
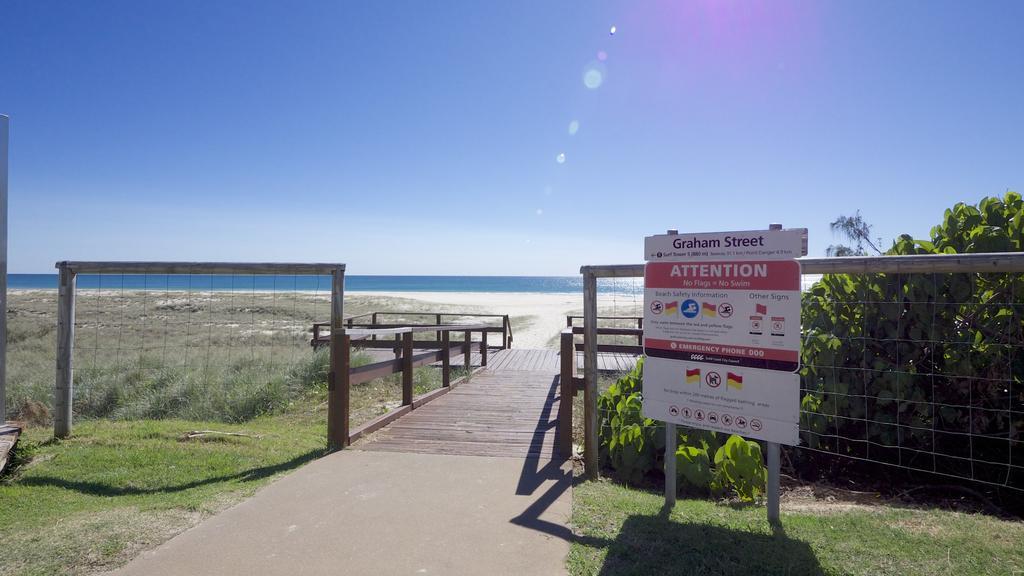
<box><xmin>597</xmin><ymin>358</ymin><xmax>768</xmax><ymax>501</ymax></box>
<box><xmin>800</xmin><ymin>192</ymin><xmax>1024</xmax><ymax>487</ymax></box>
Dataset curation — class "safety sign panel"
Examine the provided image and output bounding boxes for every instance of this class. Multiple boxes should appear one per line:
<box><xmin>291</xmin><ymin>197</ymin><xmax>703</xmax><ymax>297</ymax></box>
<box><xmin>641</xmin><ymin>228</ymin><xmax>803</xmax><ymax>446</ymax></box>
<box><xmin>642</xmin><ymin>356</ymin><xmax>799</xmax><ymax>445</ymax></box>
<box><xmin>643</xmin><ymin>259</ymin><xmax>801</xmax><ymax>372</ymax></box>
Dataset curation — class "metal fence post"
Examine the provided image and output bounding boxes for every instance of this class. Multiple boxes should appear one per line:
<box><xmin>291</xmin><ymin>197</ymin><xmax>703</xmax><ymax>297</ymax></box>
<box><xmin>665</xmin><ymin>423</ymin><xmax>677</xmax><ymax>505</ymax></box>
<box><xmin>767</xmin><ymin>441</ymin><xmax>780</xmax><ymax>524</ymax></box>
<box><xmin>582</xmin><ymin>267</ymin><xmax>599</xmax><ymax>479</ymax></box>
<box><xmin>54</xmin><ymin>262</ymin><xmax>76</xmax><ymax>438</ymax></box>
<box><xmin>0</xmin><ymin>115</ymin><xmax>7</xmax><ymax>422</ymax></box>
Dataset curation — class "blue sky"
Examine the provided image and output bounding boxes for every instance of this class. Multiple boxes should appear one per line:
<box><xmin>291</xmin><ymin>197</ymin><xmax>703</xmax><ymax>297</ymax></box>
<box><xmin>2</xmin><ymin>1</ymin><xmax>1021</xmax><ymax>274</ymax></box>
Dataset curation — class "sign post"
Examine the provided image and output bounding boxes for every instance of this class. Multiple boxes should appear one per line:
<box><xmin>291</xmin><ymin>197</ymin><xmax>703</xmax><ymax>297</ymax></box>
<box><xmin>642</xmin><ymin>225</ymin><xmax>804</xmax><ymax>524</ymax></box>
<box><xmin>0</xmin><ymin>115</ymin><xmax>7</xmax><ymax>423</ymax></box>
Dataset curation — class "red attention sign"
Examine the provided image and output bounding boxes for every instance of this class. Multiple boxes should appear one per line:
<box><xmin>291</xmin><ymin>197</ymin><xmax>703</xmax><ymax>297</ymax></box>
<box><xmin>643</xmin><ymin>259</ymin><xmax>801</xmax><ymax>372</ymax></box>
<box><xmin>644</xmin><ymin>261</ymin><xmax>801</xmax><ymax>292</ymax></box>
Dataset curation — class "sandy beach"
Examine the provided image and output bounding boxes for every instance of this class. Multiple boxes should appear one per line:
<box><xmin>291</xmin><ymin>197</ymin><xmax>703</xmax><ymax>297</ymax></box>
<box><xmin>349</xmin><ymin>291</ymin><xmax>584</xmax><ymax>348</ymax></box>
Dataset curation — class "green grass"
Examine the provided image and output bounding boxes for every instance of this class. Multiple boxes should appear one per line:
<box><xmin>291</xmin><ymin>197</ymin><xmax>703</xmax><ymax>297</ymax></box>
<box><xmin>569</xmin><ymin>479</ymin><xmax>1024</xmax><ymax>576</ymax></box>
<box><xmin>0</xmin><ymin>409</ymin><xmax>327</xmax><ymax>576</ymax></box>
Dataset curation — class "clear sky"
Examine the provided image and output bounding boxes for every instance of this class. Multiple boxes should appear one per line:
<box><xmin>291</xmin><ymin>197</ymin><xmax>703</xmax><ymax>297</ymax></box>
<box><xmin>2</xmin><ymin>1</ymin><xmax>1021</xmax><ymax>274</ymax></box>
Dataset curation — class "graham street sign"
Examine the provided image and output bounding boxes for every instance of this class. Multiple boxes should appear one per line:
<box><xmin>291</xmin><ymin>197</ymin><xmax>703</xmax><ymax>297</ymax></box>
<box><xmin>642</xmin><ymin>228</ymin><xmax>803</xmax><ymax>446</ymax></box>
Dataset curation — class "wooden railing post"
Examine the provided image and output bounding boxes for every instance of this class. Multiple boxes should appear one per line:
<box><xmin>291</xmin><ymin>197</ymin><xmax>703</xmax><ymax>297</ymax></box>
<box><xmin>435</xmin><ymin>314</ymin><xmax>442</xmax><ymax>344</ymax></box>
<box><xmin>582</xmin><ymin>267</ymin><xmax>599</xmax><ymax>478</ymax></box>
<box><xmin>327</xmin><ymin>265</ymin><xmax>348</xmax><ymax>450</ymax></box>
<box><xmin>402</xmin><ymin>331</ymin><xmax>414</xmax><ymax>406</ymax></box>
<box><xmin>54</xmin><ymin>262</ymin><xmax>76</xmax><ymax>438</ymax></box>
<box><xmin>502</xmin><ymin>316</ymin><xmax>509</xmax><ymax>349</ymax></box>
<box><xmin>479</xmin><ymin>333</ymin><xmax>488</xmax><ymax>367</ymax></box>
<box><xmin>637</xmin><ymin>317</ymin><xmax>643</xmax><ymax>346</ymax></box>
<box><xmin>558</xmin><ymin>329</ymin><xmax>575</xmax><ymax>459</ymax></box>
<box><xmin>463</xmin><ymin>330</ymin><xmax>471</xmax><ymax>371</ymax></box>
<box><xmin>441</xmin><ymin>331</ymin><xmax>451</xmax><ymax>387</ymax></box>
<box><xmin>328</xmin><ymin>333</ymin><xmax>351</xmax><ymax>449</ymax></box>
<box><xmin>372</xmin><ymin>312</ymin><xmax>378</xmax><ymax>341</ymax></box>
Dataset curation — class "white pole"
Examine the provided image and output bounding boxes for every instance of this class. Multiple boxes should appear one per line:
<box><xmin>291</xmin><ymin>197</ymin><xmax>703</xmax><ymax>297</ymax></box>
<box><xmin>0</xmin><ymin>115</ymin><xmax>8</xmax><ymax>423</ymax></box>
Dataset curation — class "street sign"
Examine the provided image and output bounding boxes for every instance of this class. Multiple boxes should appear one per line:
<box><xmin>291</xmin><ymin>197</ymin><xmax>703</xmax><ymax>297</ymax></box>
<box><xmin>641</xmin><ymin>228</ymin><xmax>802</xmax><ymax>446</ymax></box>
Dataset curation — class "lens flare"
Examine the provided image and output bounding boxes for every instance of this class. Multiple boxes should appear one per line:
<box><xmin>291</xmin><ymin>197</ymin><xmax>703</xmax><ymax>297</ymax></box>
<box><xmin>568</xmin><ymin>120</ymin><xmax>579</xmax><ymax>135</ymax></box>
<box><xmin>609</xmin><ymin>25</ymin><xmax>616</xmax><ymax>36</ymax></box>
<box><xmin>556</xmin><ymin>152</ymin><xmax>566</xmax><ymax>164</ymax></box>
<box><xmin>597</xmin><ymin>50</ymin><xmax>607</xmax><ymax>62</ymax></box>
<box><xmin>582</xmin><ymin>62</ymin><xmax>606</xmax><ymax>89</ymax></box>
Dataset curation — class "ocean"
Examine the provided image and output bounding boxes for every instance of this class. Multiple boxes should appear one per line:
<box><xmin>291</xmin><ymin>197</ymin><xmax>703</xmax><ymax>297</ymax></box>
<box><xmin>6</xmin><ymin>274</ymin><xmax>647</xmax><ymax>295</ymax></box>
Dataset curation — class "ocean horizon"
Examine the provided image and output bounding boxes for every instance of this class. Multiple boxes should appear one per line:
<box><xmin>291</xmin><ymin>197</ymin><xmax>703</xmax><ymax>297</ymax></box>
<box><xmin>5</xmin><ymin>273</ymin><xmax>649</xmax><ymax>295</ymax></box>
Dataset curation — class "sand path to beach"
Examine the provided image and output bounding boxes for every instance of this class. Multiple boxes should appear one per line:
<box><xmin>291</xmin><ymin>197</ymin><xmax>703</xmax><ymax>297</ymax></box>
<box><xmin>349</xmin><ymin>291</ymin><xmax>582</xmax><ymax>349</ymax></box>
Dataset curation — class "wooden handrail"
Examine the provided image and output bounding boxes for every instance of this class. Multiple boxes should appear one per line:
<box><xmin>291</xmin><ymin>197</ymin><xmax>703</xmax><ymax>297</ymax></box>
<box><xmin>314</xmin><ymin>312</ymin><xmax>513</xmax><ymax>350</ymax></box>
<box><xmin>331</xmin><ymin>324</ymin><xmax>489</xmax><ymax>448</ymax></box>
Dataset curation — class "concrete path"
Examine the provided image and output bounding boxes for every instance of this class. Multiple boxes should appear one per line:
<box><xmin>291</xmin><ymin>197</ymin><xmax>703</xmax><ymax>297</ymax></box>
<box><xmin>109</xmin><ymin>449</ymin><xmax>572</xmax><ymax>575</ymax></box>
<box><xmin>112</xmin><ymin>351</ymin><xmax>574</xmax><ymax>575</ymax></box>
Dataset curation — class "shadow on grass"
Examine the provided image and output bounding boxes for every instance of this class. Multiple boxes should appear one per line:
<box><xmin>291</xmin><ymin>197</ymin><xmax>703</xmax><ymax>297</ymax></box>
<box><xmin>18</xmin><ymin>449</ymin><xmax>323</xmax><ymax>496</ymax></box>
<box><xmin>579</xmin><ymin>504</ymin><xmax>824</xmax><ymax>576</ymax></box>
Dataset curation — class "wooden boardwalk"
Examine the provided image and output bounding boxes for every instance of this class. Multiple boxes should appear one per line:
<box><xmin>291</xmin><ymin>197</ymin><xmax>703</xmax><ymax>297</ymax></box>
<box><xmin>355</xmin><ymin>348</ymin><xmax>638</xmax><ymax>459</ymax></box>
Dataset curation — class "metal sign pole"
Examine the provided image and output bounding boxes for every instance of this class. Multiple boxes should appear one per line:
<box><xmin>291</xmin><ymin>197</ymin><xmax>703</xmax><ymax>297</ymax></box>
<box><xmin>765</xmin><ymin>222</ymin><xmax>784</xmax><ymax>525</ymax></box>
<box><xmin>662</xmin><ymin>228</ymin><xmax>679</xmax><ymax>508</ymax></box>
<box><xmin>0</xmin><ymin>115</ymin><xmax>8</xmax><ymax>423</ymax></box>
<box><xmin>665</xmin><ymin>422</ymin><xmax>677</xmax><ymax>506</ymax></box>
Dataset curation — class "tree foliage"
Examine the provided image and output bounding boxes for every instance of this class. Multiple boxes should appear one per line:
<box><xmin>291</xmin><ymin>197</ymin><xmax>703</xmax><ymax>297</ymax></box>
<box><xmin>827</xmin><ymin>210</ymin><xmax>882</xmax><ymax>257</ymax></box>
<box><xmin>597</xmin><ymin>359</ymin><xmax>767</xmax><ymax>501</ymax></box>
<box><xmin>801</xmin><ymin>192</ymin><xmax>1024</xmax><ymax>487</ymax></box>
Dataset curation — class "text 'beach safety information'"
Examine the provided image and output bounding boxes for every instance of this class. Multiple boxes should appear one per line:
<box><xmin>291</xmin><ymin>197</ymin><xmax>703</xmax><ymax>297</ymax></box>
<box><xmin>642</xmin><ymin>229</ymin><xmax>804</xmax><ymax>445</ymax></box>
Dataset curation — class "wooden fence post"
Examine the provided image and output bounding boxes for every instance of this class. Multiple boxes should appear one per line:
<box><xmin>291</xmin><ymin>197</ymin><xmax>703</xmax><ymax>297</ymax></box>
<box><xmin>479</xmin><ymin>334</ymin><xmax>488</xmax><ymax>367</ymax></box>
<box><xmin>435</xmin><ymin>314</ymin><xmax>442</xmax><ymax>344</ymax></box>
<box><xmin>463</xmin><ymin>331</ymin><xmax>471</xmax><ymax>371</ymax></box>
<box><xmin>327</xmin><ymin>333</ymin><xmax>351</xmax><ymax>450</ymax></box>
<box><xmin>582</xmin><ymin>267</ymin><xmax>599</xmax><ymax>478</ymax></box>
<box><xmin>559</xmin><ymin>329</ymin><xmax>575</xmax><ymax>458</ymax></box>
<box><xmin>402</xmin><ymin>331</ymin><xmax>414</xmax><ymax>406</ymax></box>
<box><xmin>54</xmin><ymin>262</ymin><xmax>76</xmax><ymax>438</ymax></box>
<box><xmin>441</xmin><ymin>331</ymin><xmax>451</xmax><ymax>387</ymax></box>
<box><xmin>327</xmin><ymin>266</ymin><xmax>348</xmax><ymax>450</ymax></box>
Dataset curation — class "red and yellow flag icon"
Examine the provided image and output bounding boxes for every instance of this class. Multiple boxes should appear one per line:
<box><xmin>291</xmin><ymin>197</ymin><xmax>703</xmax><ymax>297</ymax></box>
<box><xmin>755</xmin><ymin>303</ymin><xmax>768</xmax><ymax>315</ymax></box>
<box><xmin>685</xmin><ymin>368</ymin><xmax>700</xmax><ymax>384</ymax></box>
<box><xmin>702</xmin><ymin>302</ymin><xmax>717</xmax><ymax>317</ymax></box>
<box><xmin>726</xmin><ymin>372</ymin><xmax>743</xmax><ymax>390</ymax></box>
<box><xmin>665</xmin><ymin>301</ymin><xmax>679</xmax><ymax>315</ymax></box>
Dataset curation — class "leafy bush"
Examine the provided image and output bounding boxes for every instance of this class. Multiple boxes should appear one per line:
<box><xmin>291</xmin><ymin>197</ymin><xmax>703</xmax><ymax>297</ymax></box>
<box><xmin>597</xmin><ymin>358</ymin><xmax>768</xmax><ymax>501</ymax></box>
<box><xmin>800</xmin><ymin>193</ymin><xmax>1024</xmax><ymax>487</ymax></box>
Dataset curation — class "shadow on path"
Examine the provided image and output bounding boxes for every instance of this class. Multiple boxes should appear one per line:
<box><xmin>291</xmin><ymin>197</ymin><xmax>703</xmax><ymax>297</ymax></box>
<box><xmin>510</xmin><ymin>374</ymin><xmax>574</xmax><ymax>540</ymax></box>
<box><xmin>19</xmin><ymin>449</ymin><xmax>322</xmax><ymax>496</ymax></box>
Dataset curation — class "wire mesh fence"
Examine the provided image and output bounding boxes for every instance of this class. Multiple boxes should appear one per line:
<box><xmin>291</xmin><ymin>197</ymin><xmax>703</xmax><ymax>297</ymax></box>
<box><xmin>800</xmin><ymin>271</ymin><xmax>1023</xmax><ymax>490</ymax></box>
<box><xmin>69</xmin><ymin>272</ymin><xmax>333</xmax><ymax>423</ymax></box>
<box><xmin>581</xmin><ymin>259</ymin><xmax>1024</xmax><ymax>492</ymax></box>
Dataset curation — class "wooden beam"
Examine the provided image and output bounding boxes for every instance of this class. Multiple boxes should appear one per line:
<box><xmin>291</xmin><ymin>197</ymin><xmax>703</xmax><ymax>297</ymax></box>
<box><xmin>347</xmin><ymin>405</ymin><xmax>412</xmax><ymax>443</ymax></box>
<box><xmin>412</xmin><ymin>386</ymin><xmax>450</xmax><ymax>409</ymax></box>
<box><xmin>61</xmin><ymin>261</ymin><xmax>345</xmax><ymax>275</ymax></box>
